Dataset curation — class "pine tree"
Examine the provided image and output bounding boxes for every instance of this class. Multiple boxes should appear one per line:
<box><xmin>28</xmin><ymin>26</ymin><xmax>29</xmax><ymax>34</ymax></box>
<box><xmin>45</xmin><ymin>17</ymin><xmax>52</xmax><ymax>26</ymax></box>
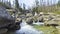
<box><xmin>58</xmin><ymin>0</ymin><xmax>60</xmax><ymax>6</ymax></box>
<box><xmin>35</xmin><ymin>0</ymin><xmax>39</xmax><ymax>13</ymax></box>
<box><xmin>22</xmin><ymin>3</ymin><xmax>26</xmax><ymax>14</ymax></box>
<box><xmin>23</xmin><ymin>3</ymin><xmax>25</xmax><ymax>10</ymax></box>
<box><xmin>35</xmin><ymin>0</ymin><xmax>39</xmax><ymax>7</ymax></box>
<box><xmin>15</xmin><ymin>0</ymin><xmax>19</xmax><ymax>9</ymax></box>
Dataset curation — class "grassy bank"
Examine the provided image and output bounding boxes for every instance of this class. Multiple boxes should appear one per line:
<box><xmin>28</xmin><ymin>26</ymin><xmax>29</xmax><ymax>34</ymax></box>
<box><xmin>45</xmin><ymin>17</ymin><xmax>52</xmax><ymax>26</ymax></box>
<box><xmin>33</xmin><ymin>25</ymin><xmax>58</xmax><ymax>34</ymax></box>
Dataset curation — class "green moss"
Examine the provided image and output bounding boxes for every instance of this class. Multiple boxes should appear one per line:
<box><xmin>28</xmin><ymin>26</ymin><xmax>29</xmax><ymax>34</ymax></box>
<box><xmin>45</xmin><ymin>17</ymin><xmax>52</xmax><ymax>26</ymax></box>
<box><xmin>33</xmin><ymin>25</ymin><xmax>59</xmax><ymax>34</ymax></box>
<box><xmin>53</xmin><ymin>11</ymin><xmax>60</xmax><ymax>15</ymax></box>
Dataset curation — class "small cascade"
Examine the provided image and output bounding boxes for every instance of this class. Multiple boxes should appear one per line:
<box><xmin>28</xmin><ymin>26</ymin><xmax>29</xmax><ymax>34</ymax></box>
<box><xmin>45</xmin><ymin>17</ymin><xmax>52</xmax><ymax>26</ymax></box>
<box><xmin>15</xmin><ymin>20</ymin><xmax>43</xmax><ymax>34</ymax></box>
<box><xmin>34</xmin><ymin>12</ymin><xmax>38</xmax><ymax>16</ymax></box>
<box><xmin>6</xmin><ymin>19</ymin><xmax>43</xmax><ymax>34</ymax></box>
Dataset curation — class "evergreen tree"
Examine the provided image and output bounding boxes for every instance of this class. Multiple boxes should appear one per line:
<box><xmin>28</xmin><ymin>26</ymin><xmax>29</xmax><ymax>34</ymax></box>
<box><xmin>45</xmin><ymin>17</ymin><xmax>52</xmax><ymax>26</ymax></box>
<box><xmin>35</xmin><ymin>0</ymin><xmax>39</xmax><ymax>7</ymax></box>
<box><xmin>15</xmin><ymin>0</ymin><xmax>19</xmax><ymax>9</ymax></box>
<box><xmin>35</xmin><ymin>0</ymin><xmax>39</xmax><ymax>13</ymax></box>
<box><xmin>15</xmin><ymin>0</ymin><xmax>22</xmax><ymax>12</ymax></box>
<box><xmin>22</xmin><ymin>3</ymin><xmax>26</xmax><ymax>14</ymax></box>
<box><xmin>58</xmin><ymin>0</ymin><xmax>60</xmax><ymax>6</ymax></box>
<box><xmin>23</xmin><ymin>3</ymin><xmax>25</xmax><ymax>10</ymax></box>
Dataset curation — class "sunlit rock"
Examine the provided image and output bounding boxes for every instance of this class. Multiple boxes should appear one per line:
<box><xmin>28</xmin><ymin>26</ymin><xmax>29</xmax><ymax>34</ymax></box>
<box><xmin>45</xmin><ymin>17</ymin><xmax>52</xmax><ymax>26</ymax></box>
<box><xmin>38</xmin><ymin>16</ymin><xmax>44</xmax><ymax>22</ymax></box>
<box><xmin>26</xmin><ymin>13</ymin><xmax>33</xmax><ymax>18</ymax></box>
<box><xmin>26</xmin><ymin>18</ymin><xmax>33</xmax><ymax>24</ymax></box>
<box><xmin>45</xmin><ymin>20</ymin><xmax>59</xmax><ymax>26</ymax></box>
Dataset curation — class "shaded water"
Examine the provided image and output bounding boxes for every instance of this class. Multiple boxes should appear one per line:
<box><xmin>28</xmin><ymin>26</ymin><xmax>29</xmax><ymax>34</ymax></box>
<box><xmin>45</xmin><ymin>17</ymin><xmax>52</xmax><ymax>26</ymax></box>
<box><xmin>6</xmin><ymin>21</ymin><xmax>43</xmax><ymax>34</ymax></box>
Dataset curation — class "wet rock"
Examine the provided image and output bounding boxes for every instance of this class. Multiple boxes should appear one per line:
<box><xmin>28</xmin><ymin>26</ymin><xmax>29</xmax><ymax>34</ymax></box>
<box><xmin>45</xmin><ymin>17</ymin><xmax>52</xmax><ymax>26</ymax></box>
<box><xmin>16</xmin><ymin>20</ymin><xmax>22</xmax><ymax>25</ymax></box>
<box><xmin>46</xmin><ymin>24</ymin><xmax>59</xmax><ymax>26</ymax></box>
<box><xmin>16</xmin><ymin>18</ymin><xmax>22</xmax><ymax>25</ymax></box>
<box><xmin>0</xmin><ymin>28</ymin><xmax>8</xmax><ymax>34</ymax></box>
<box><xmin>14</xmin><ymin>25</ymin><xmax>21</xmax><ymax>30</ymax></box>
<box><xmin>39</xmin><ymin>18</ymin><xmax>44</xmax><ymax>22</ymax></box>
<box><xmin>0</xmin><ymin>6</ymin><xmax>21</xmax><ymax>31</ymax></box>
<box><xmin>6</xmin><ymin>22</ymin><xmax>44</xmax><ymax>34</ymax></box>
<box><xmin>7</xmin><ymin>24</ymin><xmax>21</xmax><ymax>30</ymax></box>
<box><xmin>35</xmin><ymin>20</ymin><xmax>38</xmax><ymax>23</ymax></box>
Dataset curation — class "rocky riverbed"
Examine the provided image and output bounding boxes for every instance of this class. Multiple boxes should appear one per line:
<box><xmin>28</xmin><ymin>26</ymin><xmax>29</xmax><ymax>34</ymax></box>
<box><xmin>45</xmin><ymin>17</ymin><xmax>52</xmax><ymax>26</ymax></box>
<box><xmin>6</xmin><ymin>21</ymin><xmax>43</xmax><ymax>34</ymax></box>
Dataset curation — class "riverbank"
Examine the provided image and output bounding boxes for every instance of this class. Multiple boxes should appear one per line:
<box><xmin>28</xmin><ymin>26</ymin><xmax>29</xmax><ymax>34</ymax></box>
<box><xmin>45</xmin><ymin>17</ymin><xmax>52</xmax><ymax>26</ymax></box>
<box><xmin>33</xmin><ymin>25</ymin><xmax>59</xmax><ymax>34</ymax></box>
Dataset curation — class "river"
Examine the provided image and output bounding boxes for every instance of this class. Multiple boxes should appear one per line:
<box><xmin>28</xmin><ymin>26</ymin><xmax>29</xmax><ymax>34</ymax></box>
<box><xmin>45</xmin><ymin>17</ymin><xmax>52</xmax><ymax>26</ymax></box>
<box><xmin>6</xmin><ymin>21</ymin><xmax>43</xmax><ymax>34</ymax></box>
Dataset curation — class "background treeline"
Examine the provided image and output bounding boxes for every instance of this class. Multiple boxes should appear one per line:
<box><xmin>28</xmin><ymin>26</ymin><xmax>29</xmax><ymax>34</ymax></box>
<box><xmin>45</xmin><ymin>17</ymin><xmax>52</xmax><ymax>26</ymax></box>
<box><xmin>0</xmin><ymin>0</ymin><xmax>60</xmax><ymax>14</ymax></box>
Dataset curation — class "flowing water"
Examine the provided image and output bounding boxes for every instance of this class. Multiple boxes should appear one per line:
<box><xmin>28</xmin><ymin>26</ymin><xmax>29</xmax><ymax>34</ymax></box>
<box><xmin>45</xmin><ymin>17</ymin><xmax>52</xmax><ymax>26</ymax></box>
<box><xmin>6</xmin><ymin>20</ymin><xmax>43</xmax><ymax>34</ymax></box>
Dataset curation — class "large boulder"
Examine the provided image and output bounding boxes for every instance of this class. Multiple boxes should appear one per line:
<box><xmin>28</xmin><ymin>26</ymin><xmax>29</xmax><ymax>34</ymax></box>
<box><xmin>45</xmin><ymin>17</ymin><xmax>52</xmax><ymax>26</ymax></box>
<box><xmin>0</xmin><ymin>28</ymin><xmax>8</xmax><ymax>34</ymax></box>
<box><xmin>0</xmin><ymin>6</ymin><xmax>15</xmax><ymax>28</ymax></box>
<box><xmin>26</xmin><ymin>18</ymin><xmax>33</xmax><ymax>24</ymax></box>
<box><xmin>38</xmin><ymin>16</ymin><xmax>44</xmax><ymax>22</ymax></box>
<box><xmin>26</xmin><ymin>13</ymin><xmax>33</xmax><ymax>18</ymax></box>
<box><xmin>45</xmin><ymin>20</ymin><xmax>59</xmax><ymax>26</ymax></box>
<box><xmin>33</xmin><ymin>16</ymin><xmax>38</xmax><ymax>23</ymax></box>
